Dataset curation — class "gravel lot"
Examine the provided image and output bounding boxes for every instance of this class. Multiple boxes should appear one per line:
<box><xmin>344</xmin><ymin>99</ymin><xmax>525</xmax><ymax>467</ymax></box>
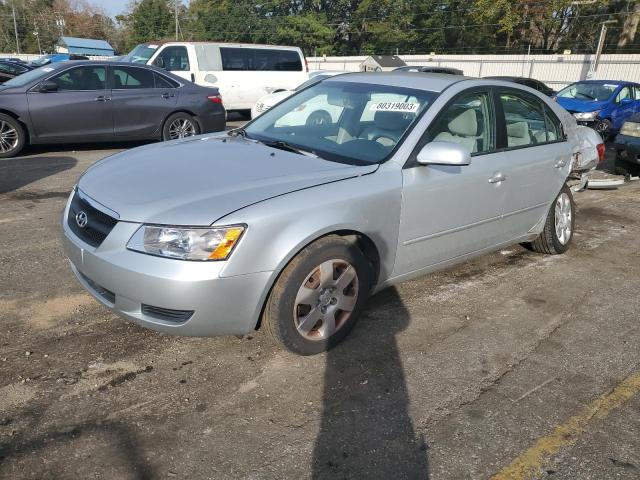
<box><xmin>0</xmin><ymin>131</ymin><xmax>639</xmax><ymax>480</ymax></box>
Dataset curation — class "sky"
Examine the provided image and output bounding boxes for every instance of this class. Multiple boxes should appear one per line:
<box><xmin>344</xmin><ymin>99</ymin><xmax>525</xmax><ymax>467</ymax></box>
<box><xmin>100</xmin><ymin>0</ymin><xmax>191</xmax><ymax>19</ymax></box>
<box><xmin>100</xmin><ymin>0</ymin><xmax>131</xmax><ymax>18</ymax></box>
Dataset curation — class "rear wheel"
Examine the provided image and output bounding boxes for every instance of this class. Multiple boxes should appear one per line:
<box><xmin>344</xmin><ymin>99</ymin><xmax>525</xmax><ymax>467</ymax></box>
<box><xmin>522</xmin><ymin>184</ymin><xmax>575</xmax><ymax>254</ymax></box>
<box><xmin>262</xmin><ymin>236</ymin><xmax>372</xmax><ymax>355</ymax></box>
<box><xmin>162</xmin><ymin>113</ymin><xmax>199</xmax><ymax>141</ymax></box>
<box><xmin>0</xmin><ymin>113</ymin><xmax>25</xmax><ymax>159</ymax></box>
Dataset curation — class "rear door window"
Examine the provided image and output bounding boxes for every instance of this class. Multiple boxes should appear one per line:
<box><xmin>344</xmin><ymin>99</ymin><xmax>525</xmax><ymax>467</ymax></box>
<box><xmin>220</xmin><ymin>48</ymin><xmax>302</xmax><ymax>71</ymax></box>
<box><xmin>499</xmin><ymin>91</ymin><xmax>562</xmax><ymax>146</ymax></box>
<box><xmin>113</xmin><ymin>66</ymin><xmax>155</xmax><ymax>89</ymax></box>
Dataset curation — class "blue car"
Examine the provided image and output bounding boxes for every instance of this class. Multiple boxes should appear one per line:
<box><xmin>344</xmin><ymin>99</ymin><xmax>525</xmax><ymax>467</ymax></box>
<box><xmin>30</xmin><ymin>53</ymin><xmax>89</xmax><ymax>67</ymax></box>
<box><xmin>555</xmin><ymin>80</ymin><xmax>640</xmax><ymax>140</ymax></box>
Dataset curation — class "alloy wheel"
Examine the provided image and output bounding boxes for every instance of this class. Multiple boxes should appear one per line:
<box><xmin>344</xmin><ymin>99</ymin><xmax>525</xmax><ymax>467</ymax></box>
<box><xmin>168</xmin><ymin>118</ymin><xmax>196</xmax><ymax>139</ymax></box>
<box><xmin>293</xmin><ymin>259</ymin><xmax>359</xmax><ymax>341</ymax></box>
<box><xmin>0</xmin><ymin>120</ymin><xmax>18</xmax><ymax>153</ymax></box>
<box><xmin>555</xmin><ymin>192</ymin><xmax>572</xmax><ymax>245</ymax></box>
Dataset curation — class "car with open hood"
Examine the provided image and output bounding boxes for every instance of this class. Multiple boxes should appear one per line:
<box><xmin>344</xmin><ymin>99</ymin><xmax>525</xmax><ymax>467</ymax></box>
<box><xmin>63</xmin><ymin>73</ymin><xmax>588</xmax><ymax>355</ymax></box>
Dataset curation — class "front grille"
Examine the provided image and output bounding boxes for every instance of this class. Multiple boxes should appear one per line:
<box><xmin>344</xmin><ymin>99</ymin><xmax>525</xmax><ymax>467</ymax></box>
<box><xmin>67</xmin><ymin>190</ymin><xmax>118</xmax><ymax>248</ymax></box>
<box><xmin>79</xmin><ymin>271</ymin><xmax>116</xmax><ymax>304</ymax></box>
<box><xmin>141</xmin><ymin>304</ymin><xmax>194</xmax><ymax>323</ymax></box>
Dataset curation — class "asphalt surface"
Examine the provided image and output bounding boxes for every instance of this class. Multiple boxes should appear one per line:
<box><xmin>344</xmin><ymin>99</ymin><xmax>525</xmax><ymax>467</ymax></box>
<box><xmin>0</xmin><ymin>130</ymin><xmax>639</xmax><ymax>480</ymax></box>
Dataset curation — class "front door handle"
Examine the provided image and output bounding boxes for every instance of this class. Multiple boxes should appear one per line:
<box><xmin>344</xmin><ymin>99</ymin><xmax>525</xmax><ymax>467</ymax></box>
<box><xmin>488</xmin><ymin>172</ymin><xmax>507</xmax><ymax>184</ymax></box>
<box><xmin>161</xmin><ymin>92</ymin><xmax>171</xmax><ymax>99</ymax></box>
<box><xmin>95</xmin><ymin>96</ymin><xmax>111</xmax><ymax>102</ymax></box>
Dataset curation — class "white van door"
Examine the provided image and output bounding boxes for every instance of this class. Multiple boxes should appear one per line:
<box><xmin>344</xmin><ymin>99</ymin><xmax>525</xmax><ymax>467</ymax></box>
<box><xmin>149</xmin><ymin>44</ymin><xmax>196</xmax><ymax>84</ymax></box>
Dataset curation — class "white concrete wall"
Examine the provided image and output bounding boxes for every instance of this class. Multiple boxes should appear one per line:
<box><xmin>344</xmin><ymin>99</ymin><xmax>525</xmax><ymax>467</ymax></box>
<box><xmin>308</xmin><ymin>53</ymin><xmax>640</xmax><ymax>89</ymax></box>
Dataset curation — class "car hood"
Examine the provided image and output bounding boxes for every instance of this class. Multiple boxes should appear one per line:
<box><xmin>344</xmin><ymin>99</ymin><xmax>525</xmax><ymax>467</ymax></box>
<box><xmin>78</xmin><ymin>135</ymin><xmax>378</xmax><ymax>225</ymax></box>
<box><xmin>556</xmin><ymin>97</ymin><xmax>608</xmax><ymax>113</ymax></box>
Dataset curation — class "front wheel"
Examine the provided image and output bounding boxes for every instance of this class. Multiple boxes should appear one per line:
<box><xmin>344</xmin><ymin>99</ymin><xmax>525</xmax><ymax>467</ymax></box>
<box><xmin>262</xmin><ymin>236</ymin><xmax>372</xmax><ymax>355</ymax></box>
<box><xmin>522</xmin><ymin>184</ymin><xmax>575</xmax><ymax>254</ymax></box>
<box><xmin>162</xmin><ymin>113</ymin><xmax>200</xmax><ymax>141</ymax></box>
<box><xmin>0</xmin><ymin>113</ymin><xmax>26</xmax><ymax>159</ymax></box>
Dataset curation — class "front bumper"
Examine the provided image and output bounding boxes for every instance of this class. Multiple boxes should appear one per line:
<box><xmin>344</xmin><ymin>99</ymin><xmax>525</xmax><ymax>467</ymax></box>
<box><xmin>614</xmin><ymin>134</ymin><xmax>640</xmax><ymax>165</ymax></box>
<box><xmin>61</xmin><ymin>197</ymin><xmax>271</xmax><ymax>336</ymax></box>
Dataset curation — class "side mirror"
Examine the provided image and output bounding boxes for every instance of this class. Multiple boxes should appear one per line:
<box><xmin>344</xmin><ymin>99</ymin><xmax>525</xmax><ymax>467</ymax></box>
<box><xmin>620</xmin><ymin>97</ymin><xmax>633</xmax><ymax>105</ymax></box>
<box><xmin>416</xmin><ymin>141</ymin><xmax>472</xmax><ymax>166</ymax></box>
<box><xmin>153</xmin><ymin>57</ymin><xmax>165</xmax><ymax>69</ymax></box>
<box><xmin>39</xmin><ymin>80</ymin><xmax>58</xmax><ymax>93</ymax></box>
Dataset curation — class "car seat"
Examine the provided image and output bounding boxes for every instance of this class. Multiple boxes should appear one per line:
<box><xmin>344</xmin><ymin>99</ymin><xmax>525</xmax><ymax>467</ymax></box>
<box><xmin>434</xmin><ymin>108</ymin><xmax>478</xmax><ymax>153</ymax></box>
<box><xmin>362</xmin><ymin>111</ymin><xmax>413</xmax><ymax>146</ymax></box>
<box><xmin>506</xmin><ymin>122</ymin><xmax>531</xmax><ymax>146</ymax></box>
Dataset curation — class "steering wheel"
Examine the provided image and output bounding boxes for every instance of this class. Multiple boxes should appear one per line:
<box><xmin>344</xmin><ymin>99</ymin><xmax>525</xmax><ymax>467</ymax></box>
<box><xmin>371</xmin><ymin>134</ymin><xmax>397</xmax><ymax>145</ymax></box>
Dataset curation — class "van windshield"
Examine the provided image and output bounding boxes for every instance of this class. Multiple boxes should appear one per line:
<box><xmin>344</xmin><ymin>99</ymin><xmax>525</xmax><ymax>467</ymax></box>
<box><xmin>245</xmin><ymin>81</ymin><xmax>435</xmax><ymax>166</ymax></box>
<box><xmin>124</xmin><ymin>44</ymin><xmax>159</xmax><ymax>64</ymax></box>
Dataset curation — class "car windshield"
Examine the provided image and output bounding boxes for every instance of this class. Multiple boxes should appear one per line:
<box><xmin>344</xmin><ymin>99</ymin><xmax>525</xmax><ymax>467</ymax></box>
<box><xmin>2</xmin><ymin>65</ymin><xmax>52</xmax><ymax>87</ymax></box>
<box><xmin>557</xmin><ymin>82</ymin><xmax>618</xmax><ymax>101</ymax></box>
<box><xmin>124</xmin><ymin>44</ymin><xmax>159</xmax><ymax>63</ymax></box>
<box><xmin>245</xmin><ymin>81</ymin><xmax>435</xmax><ymax>166</ymax></box>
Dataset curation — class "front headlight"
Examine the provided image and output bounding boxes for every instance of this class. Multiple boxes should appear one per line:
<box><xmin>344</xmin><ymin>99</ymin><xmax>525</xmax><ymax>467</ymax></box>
<box><xmin>127</xmin><ymin>225</ymin><xmax>245</xmax><ymax>261</ymax></box>
<box><xmin>573</xmin><ymin>110</ymin><xmax>600</xmax><ymax>121</ymax></box>
<box><xmin>620</xmin><ymin>121</ymin><xmax>640</xmax><ymax>138</ymax></box>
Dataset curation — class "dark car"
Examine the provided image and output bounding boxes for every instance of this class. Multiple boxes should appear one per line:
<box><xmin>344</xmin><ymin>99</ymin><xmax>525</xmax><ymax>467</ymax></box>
<box><xmin>0</xmin><ymin>60</ymin><xmax>33</xmax><ymax>84</ymax></box>
<box><xmin>485</xmin><ymin>76</ymin><xmax>555</xmax><ymax>97</ymax></box>
<box><xmin>394</xmin><ymin>66</ymin><xmax>464</xmax><ymax>75</ymax></box>
<box><xmin>0</xmin><ymin>61</ymin><xmax>226</xmax><ymax>158</ymax></box>
<box><xmin>613</xmin><ymin>113</ymin><xmax>640</xmax><ymax>175</ymax></box>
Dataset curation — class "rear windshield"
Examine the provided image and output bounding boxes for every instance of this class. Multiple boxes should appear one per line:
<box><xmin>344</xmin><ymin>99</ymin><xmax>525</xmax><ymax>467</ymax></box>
<box><xmin>221</xmin><ymin>48</ymin><xmax>302</xmax><ymax>71</ymax></box>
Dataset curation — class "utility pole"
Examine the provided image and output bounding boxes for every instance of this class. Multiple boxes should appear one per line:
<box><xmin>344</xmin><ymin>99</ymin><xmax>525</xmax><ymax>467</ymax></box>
<box><xmin>587</xmin><ymin>20</ymin><xmax>616</xmax><ymax>79</ymax></box>
<box><xmin>175</xmin><ymin>0</ymin><xmax>179</xmax><ymax>41</ymax></box>
<box><xmin>12</xmin><ymin>1</ymin><xmax>20</xmax><ymax>54</ymax></box>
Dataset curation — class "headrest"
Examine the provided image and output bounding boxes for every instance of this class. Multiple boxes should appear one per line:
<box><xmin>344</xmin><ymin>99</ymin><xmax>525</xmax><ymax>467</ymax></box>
<box><xmin>374</xmin><ymin>111</ymin><xmax>413</xmax><ymax>130</ymax></box>
<box><xmin>507</xmin><ymin>122</ymin><xmax>528</xmax><ymax>138</ymax></box>
<box><xmin>448</xmin><ymin>109</ymin><xmax>477</xmax><ymax>136</ymax></box>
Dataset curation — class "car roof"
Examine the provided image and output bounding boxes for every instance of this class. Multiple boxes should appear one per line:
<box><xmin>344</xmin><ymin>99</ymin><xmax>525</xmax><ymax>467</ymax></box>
<box><xmin>569</xmin><ymin>79</ymin><xmax>639</xmax><ymax>86</ymax></box>
<box><xmin>323</xmin><ymin>72</ymin><xmax>470</xmax><ymax>93</ymax></box>
<box><xmin>139</xmin><ymin>41</ymin><xmax>302</xmax><ymax>50</ymax></box>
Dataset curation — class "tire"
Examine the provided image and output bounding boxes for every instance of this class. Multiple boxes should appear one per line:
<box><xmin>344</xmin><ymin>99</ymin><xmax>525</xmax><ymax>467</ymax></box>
<box><xmin>0</xmin><ymin>113</ymin><xmax>26</xmax><ymax>159</ymax></box>
<box><xmin>594</xmin><ymin>118</ymin><xmax>612</xmax><ymax>142</ymax></box>
<box><xmin>305</xmin><ymin>110</ymin><xmax>332</xmax><ymax>127</ymax></box>
<box><xmin>162</xmin><ymin>112</ymin><xmax>200</xmax><ymax>141</ymax></box>
<box><xmin>262</xmin><ymin>235</ymin><xmax>373</xmax><ymax>355</ymax></box>
<box><xmin>522</xmin><ymin>184</ymin><xmax>575</xmax><ymax>255</ymax></box>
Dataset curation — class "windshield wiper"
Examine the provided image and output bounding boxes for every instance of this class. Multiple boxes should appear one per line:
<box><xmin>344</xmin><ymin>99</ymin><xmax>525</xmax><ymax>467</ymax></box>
<box><xmin>576</xmin><ymin>92</ymin><xmax>596</xmax><ymax>100</ymax></box>
<box><xmin>261</xmin><ymin>140</ymin><xmax>319</xmax><ymax>158</ymax></box>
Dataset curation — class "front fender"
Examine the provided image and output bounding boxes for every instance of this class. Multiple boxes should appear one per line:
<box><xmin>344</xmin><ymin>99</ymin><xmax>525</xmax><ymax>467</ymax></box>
<box><xmin>215</xmin><ymin>169</ymin><xmax>403</xmax><ymax>287</ymax></box>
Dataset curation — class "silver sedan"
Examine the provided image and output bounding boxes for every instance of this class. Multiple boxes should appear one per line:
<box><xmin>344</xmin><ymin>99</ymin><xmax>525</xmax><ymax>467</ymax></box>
<box><xmin>62</xmin><ymin>73</ymin><xmax>582</xmax><ymax>355</ymax></box>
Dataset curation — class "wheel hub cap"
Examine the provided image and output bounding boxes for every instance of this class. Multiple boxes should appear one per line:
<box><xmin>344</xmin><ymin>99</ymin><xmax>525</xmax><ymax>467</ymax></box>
<box><xmin>555</xmin><ymin>192</ymin><xmax>572</xmax><ymax>245</ymax></box>
<box><xmin>293</xmin><ymin>259</ymin><xmax>359</xmax><ymax>341</ymax></box>
<box><xmin>168</xmin><ymin>119</ymin><xmax>195</xmax><ymax>139</ymax></box>
<box><xmin>0</xmin><ymin>120</ymin><xmax>18</xmax><ymax>153</ymax></box>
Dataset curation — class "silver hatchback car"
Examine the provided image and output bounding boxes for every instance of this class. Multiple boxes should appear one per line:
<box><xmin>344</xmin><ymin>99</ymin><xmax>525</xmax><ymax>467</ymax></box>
<box><xmin>63</xmin><ymin>73</ymin><xmax>581</xmax><ymax>355</ymax></box>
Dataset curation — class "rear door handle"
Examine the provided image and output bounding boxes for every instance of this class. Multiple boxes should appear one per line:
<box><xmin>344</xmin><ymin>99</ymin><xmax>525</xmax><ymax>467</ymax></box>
<box><xmin>95</xmin><ymin>96</ymin><xmax>111</xmax><ymax>102</ymax></box>
<box><xmin>488</xmin><ymin>172</ymin><xmax>507</xmax><ymax>184</ymax></box>
<box><xmin>555</xmin><ymin>157</ymin><xmax>569</xmax><ymax>168</ymax></box>
<box><xmin>161</xmin><ymin>92</ymin><xmax>170</xmax><ymax>99</ymax></box>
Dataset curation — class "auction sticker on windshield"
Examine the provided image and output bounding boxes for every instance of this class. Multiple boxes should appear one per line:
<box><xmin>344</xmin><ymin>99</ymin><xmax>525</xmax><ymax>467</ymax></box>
<box><xmin>370</xmin><ymin>102</ymin><xmax>420</xmax><ymax>113</ymax></box>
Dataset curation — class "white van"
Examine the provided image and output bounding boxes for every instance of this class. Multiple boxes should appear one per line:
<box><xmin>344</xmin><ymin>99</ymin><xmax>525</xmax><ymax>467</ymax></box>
<box><xmin>123</xmin><ymin>42</ymin><xmax>309</xmax><ymax>113</ymax></box>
